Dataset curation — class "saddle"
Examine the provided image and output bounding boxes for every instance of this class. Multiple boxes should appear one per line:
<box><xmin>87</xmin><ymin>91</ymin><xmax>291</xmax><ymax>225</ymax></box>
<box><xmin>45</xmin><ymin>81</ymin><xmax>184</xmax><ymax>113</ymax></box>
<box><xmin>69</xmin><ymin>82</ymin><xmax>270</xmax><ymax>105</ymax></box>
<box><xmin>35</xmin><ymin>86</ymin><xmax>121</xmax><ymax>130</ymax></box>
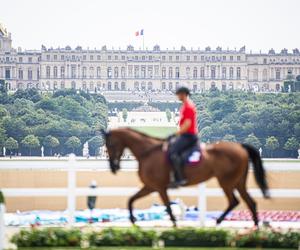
<box><xmin>165</xmin><ymin>136</ymin><xmax>203</xmax><ymax>167</ymax></box>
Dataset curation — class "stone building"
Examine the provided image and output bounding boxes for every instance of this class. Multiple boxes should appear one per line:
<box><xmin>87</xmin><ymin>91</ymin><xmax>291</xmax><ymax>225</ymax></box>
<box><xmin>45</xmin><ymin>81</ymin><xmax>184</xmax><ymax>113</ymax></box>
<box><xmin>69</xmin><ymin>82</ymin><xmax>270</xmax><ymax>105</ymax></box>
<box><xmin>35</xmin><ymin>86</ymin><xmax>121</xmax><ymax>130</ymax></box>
<box><xmin>1</xmin><ymin>24</ymin><xmax>300</xmax><ymax>92</ymax></box>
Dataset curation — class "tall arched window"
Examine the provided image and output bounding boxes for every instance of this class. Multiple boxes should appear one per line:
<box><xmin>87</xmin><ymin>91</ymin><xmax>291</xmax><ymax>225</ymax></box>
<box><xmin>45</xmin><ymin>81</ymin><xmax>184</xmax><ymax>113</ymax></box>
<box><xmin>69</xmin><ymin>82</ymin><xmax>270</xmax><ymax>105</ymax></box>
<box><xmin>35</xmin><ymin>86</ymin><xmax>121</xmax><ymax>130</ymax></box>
<box><xmin>121</xmin><ymin>67</ymin><xmax>125</xmax><ymax>78</ymax></box>
<box><xmin>46</xmin><ymin>66</ymin><xmax>51</xmax><ymax>78</ymax></box>
<box><xmin>53</xmin><ymin>66</ymin><xmax>58</xmax><ymax>78</ymax></box>
<box><xmin>275</xmin><ymin>69</ymin><xmax>281</xmax><ymax>80</ymax></box>
<box><xmin>161</xmin><ymin>82</ymin><xmax>166</xmax><ymax>90</ymax></box>
<box><xmin>71</xmin><ymin>81</ymin><xmax>76</xmax><ymax>89</ymax></box>
<box><xmin>168</xmin><ymin>82</ymin><xmax>173</xmax><ymax>90</ymax></box>
<box><xmin>28</xmin><ymin>69</ymin><xmax>33</xmax><ymax>80</ymax></box>
<box><xmin>141</xmin><ymin>66</ymin><xmax>146</xmax><ymax>78</ymax></box>
<box><xmin>60</xmin><ymin>66</ymin><xmax>65</xmax><ymax>78</ymax></box>
<box><xmin>107</xmin><ymin>67</ymin><xmax>112</xmax><ymax>78</ymax></box>
<box><xmin>253</xmin><ymin>69</ymin><xmax>258</xmax><ymax>81</ymax></box>
<box><xmin>186</xmin><ymin>67</ymin><xmax>190</xmax><ymax>78</ymax></box>
<box><xmin>237</xmin><ymin>67</ymin><xmax>241</xmax><ymax>79</ymax></box>
<box><xmin>229</xmin><ymin>67</ymin><xmax>234</xmax><ymax>79</ymax></box>
<box><xmin>200</xmin><ymin>67</ymin><xmax>205</xmax><ymax>78</ymax></box>
<box><xmin>89</xmin><ymin>67</ymin><xmax>94</xmax><ymax>78</ymax></box>
<box><xmin>83</xmin><ymin>82</ymin><xmax>87</xmax><ymax>90</ymax></box>
<box><xmin>147</xmin><ymin>82</ymin><xmax>153</xmax><ymax>90</ymax></box>
<box><xmin>18</xmin><ymin>69</ymin><xmax>23</xmax><ymax>79</ymax></box>
<box><xmin>211</xmin><ymin>66</ymin><xmax>216</xmax><ymax>79</ymax></box>
<box><xmin>193</xmin><ymin>67</ymin><xmax>197</xmax><ymax>79</ymax></box>
<box><xmin>114</xmin><ymin>82</ymin><xmax>119</xmax><ymax>90</ymax></box>
<box><xmin>168</xmin><ymin>67</ymin><xmax>173</xmax><ymax>79</ymax></box>
<box><xmin>121</xmin><ymin>82</ymin><xmax>126</xmax><ymax>90</ymax></box>
<box><xmin>82</xmin><ymin>67</ymin><xmax>87</xmax><ymax>78</ymax></box>
<box><xmin>162</xmin><ymin>67</ymin><xmax>166</xmax><ymax>78</ymax></box>
<box><xmin>222</xmin><ymin>67</ymin><xmax>226</xmax><ymax>79</ymax></box>
<box><xmin>134</xmin><ymin>81</ymin><xmax>139</xmax><ymax>90</ymax></box>
<box><xmin>175</xmin><ymin>67</ymin><xmax>180</xmax><ymax>78</ymax></box>
<box><xmin>114</xmin><ymin>67</ymin><xmax>118</xmax><ymax>78</ymax></box>
<box><xmin>90</xmin><ymin>82</ymin><xmax>94</xmax><ymax>91</ymax></box>
<box><xmin>263</xmin><ymin>69</ymin><xmax>268</xmax><ymax>81</ymax></box>
<box><xmin>108</xmin><ymin>82</ymin><xmax>112</xmax><ymax>90</ymax></box>
<box><xmin>96</xmin><ymin>67</ymin><xmax>101</xmax><ymax>78</ymax></box>
<box><xmin>60</xmin><ymin>81</ymin><xmax>65</xmax><ymax>89</ymax></box>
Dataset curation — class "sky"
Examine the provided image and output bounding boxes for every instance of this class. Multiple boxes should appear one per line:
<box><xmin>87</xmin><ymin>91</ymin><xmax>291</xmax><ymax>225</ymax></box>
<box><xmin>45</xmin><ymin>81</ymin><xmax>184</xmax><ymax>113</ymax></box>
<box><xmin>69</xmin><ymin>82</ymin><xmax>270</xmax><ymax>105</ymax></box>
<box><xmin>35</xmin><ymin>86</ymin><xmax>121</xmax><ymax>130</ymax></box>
<box><xmin>1</xmin><ymin>0</ymin><xmax>300</xmax><ymax>53</ymax></box>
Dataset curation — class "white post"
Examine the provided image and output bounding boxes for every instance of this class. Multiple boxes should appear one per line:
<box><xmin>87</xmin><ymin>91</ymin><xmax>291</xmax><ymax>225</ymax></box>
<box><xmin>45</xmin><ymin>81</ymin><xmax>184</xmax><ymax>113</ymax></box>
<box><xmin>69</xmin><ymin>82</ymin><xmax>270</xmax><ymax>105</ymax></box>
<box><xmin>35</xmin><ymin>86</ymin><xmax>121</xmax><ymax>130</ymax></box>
<box><xmin>0</xmin><ymin>194</ymin><xmax>5</xmax><ymax>250</ymax></box>
<box><xmin>198</xmin><ymin>183</ymin><xmax>207</xmax><ymax>227</ymax></box>
<box><xmin>67</xmin><ymin>154</ymin><xmax>76</xmax><ymax>226</ymax></box>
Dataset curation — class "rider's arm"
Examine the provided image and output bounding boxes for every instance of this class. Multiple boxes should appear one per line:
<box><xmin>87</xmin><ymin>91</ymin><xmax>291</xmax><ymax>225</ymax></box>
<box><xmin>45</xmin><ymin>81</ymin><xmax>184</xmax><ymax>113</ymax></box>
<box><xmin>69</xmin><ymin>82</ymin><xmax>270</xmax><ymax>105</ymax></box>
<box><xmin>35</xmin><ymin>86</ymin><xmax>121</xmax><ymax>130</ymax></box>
<box><xmin>176</xmin><ymin>119</ymin><xmax>192</xmax><ymax>135</ymax></box>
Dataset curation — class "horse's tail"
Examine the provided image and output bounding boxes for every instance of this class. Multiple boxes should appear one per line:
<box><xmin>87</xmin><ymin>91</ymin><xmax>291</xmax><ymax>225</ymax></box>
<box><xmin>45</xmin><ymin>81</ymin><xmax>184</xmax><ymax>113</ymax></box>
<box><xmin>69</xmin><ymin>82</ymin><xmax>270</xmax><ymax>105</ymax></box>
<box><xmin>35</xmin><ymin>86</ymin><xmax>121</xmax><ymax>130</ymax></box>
<box><xmin>241</xmin><ymin>143</ymin><xmax>270</xmax><ymax>199</ymax></box>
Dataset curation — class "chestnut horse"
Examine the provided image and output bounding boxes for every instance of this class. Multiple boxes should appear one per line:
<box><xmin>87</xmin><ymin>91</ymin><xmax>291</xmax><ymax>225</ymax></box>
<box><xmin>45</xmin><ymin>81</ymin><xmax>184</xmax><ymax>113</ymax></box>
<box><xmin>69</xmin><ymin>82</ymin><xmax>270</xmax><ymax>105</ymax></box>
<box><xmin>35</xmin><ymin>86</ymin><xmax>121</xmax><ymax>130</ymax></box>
<box><xmin>102</xmin><ymin>128</ymin><xmax>270</xmax><ymax>227</ymax></box>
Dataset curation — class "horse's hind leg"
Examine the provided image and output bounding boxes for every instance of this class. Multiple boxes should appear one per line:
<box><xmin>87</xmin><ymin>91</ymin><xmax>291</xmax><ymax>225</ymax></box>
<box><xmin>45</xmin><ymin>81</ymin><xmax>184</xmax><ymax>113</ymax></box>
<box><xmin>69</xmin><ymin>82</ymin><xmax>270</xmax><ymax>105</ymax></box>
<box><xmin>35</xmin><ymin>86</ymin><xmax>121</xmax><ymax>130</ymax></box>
<box><xmin>128</xmin><ymin>186</ymin><xmax>153</xmax><ymax>224</ymax></box>
<box><xmin>237</xmin><ymin>182</ymin><xmax>258</xmax><ymax>226</ymax></box>
<box><xmin>216</xmin><ymin>186</ymin><xmax>239</xmax><ymax>224</ymax></box>
<box><xmin>158</xmin><ymin>189</ymin><xmax>177</xmax><ymax>227</ymax></box>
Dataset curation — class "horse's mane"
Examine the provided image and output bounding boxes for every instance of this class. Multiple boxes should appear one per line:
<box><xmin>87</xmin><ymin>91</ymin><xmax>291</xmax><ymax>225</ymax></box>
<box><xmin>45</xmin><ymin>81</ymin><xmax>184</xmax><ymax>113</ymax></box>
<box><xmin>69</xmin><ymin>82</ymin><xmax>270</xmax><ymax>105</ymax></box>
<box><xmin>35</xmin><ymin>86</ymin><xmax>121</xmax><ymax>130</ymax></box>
<box><xmin>126</xmin><ymin>127</ymin><xmax>166</xmax><ymax>142</ymax></box>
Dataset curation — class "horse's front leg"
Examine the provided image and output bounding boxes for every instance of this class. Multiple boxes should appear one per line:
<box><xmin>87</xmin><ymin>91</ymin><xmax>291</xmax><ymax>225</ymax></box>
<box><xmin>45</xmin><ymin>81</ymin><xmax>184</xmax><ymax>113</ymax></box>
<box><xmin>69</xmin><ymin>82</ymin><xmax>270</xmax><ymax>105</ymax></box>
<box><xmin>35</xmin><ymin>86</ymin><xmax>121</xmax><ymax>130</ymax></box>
<box><xmin>158</xmin><ymin>188</ymin><xmax>177</xmax><ymax>227</ymax></box>
<box><xmin>128</xmin><ymin>186</ymin><xmax>153</xmax><ymax>224</ymax></box>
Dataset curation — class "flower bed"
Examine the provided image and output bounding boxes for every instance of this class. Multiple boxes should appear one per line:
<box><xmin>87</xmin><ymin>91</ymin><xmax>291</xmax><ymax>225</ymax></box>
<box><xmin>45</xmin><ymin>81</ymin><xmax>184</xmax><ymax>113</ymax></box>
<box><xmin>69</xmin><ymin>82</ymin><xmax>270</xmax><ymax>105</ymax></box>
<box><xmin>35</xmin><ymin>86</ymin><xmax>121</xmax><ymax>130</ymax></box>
<box><xmin>11</xmin><ymin>227</ymin><xmax>300</xmax><ymax>249</ymax></box>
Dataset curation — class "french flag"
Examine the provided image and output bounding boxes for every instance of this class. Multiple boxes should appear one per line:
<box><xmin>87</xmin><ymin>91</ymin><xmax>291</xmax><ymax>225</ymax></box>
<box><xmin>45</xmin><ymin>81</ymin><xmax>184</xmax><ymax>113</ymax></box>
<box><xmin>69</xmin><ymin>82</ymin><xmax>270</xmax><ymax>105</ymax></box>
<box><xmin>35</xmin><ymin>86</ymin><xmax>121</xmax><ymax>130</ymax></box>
<box><xmin>135</xmin><ymin>29</ymin><xmax>144</xmax><ymax>36</ymax></box>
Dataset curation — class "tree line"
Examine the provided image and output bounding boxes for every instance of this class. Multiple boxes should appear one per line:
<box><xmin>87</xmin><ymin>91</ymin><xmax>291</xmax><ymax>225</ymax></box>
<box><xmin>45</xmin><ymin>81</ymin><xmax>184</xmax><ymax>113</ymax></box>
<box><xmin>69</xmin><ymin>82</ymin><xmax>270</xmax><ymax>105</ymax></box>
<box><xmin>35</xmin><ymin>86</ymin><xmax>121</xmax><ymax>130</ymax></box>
<box><xmin>0</xmin><ymin>85</ymin><xmax>107</xmax><ymax>156</ymax></box>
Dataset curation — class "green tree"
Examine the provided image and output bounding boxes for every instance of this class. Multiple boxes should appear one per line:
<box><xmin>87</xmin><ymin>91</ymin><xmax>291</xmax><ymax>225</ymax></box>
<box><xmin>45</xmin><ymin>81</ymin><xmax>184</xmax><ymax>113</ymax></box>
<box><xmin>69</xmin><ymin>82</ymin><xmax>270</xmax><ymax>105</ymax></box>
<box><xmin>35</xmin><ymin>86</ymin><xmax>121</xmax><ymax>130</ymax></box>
<box><xmin>165</xmin><ymin>108</ymin><xmax>172</xmax><ymax>122</ymax></box>
<box><xmin>284</xmin><ymin>137</ymin><xmax>299</xmax><ymax>157</ymax></box>
<box><xmin>223</xmin><ymin>134</ymin><xmax>237</xmax><ymax>142</ymax></box>
<box><xmin>244</xmin><ymin>133</ymin><xmax>261</xmax><ymax>149</ymax></box>
<box><xmin>4</xmin><ymin>137</ymin><xmax>18</xmax><ymax>155</ymax></box>
<box><xmin>88</xmin><ymin>136</ymin><xmax>104</xmax><ymax>155</ymax></box>
<box><xmin>265</xmin><ymin>136</ymin><xmax>279</xmax><ymax>157</ymax></box>
<box><xmin>122</xmin><ymin>108</ymin><xmax>128</xmax><ymax>122</ymax></box>
<box><xmin>65</xmin><ymin>136</ymin><xmax>81</xmax><ymax>153</ymax></box>
<box><xmin>21</xmin><ymin>135</ymin><xmax>40</xmax><ymax>156</ymax></box>
<box><xmin>43</xmin><ymin>135</ymin><xmax>60</xmax><ymax>156</ymax></box>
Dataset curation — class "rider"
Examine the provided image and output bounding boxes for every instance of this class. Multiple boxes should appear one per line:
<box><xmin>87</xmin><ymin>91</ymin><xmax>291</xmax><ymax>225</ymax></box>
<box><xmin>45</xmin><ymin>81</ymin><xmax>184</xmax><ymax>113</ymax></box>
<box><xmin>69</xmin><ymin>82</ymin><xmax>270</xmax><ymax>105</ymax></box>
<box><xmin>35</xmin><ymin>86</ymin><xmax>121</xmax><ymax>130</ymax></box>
<box><xmin>170</xmin><ymin>86</ymin><xmax>198</xmax><ymax>186</ymax></box>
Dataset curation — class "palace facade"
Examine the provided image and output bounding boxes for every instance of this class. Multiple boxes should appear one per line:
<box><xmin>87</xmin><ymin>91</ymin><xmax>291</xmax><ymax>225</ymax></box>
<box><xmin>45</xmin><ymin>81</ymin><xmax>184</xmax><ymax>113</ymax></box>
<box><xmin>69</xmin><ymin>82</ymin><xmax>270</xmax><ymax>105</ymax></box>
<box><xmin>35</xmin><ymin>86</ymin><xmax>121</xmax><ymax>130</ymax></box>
<box><xmin>1</xmin><ymin>24</ymin><xmax>300</xmax><ymax>92</ymax></box>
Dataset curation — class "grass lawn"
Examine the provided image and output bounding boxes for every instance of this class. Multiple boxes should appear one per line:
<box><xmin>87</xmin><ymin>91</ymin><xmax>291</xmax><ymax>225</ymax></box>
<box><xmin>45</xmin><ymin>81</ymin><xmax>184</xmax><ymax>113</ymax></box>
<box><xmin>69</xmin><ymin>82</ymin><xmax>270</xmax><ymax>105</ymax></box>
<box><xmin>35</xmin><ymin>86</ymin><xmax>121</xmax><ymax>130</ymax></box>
<box><xmin>131</xmin><ymin>126</ymin><xmax>177</xmax><ymax>138</ymax></box>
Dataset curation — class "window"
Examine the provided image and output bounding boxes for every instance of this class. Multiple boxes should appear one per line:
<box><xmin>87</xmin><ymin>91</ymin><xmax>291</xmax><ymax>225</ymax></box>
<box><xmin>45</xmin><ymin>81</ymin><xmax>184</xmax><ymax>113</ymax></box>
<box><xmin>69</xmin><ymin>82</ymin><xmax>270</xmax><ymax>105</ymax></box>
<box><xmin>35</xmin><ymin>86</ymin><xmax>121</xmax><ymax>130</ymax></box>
<box><xmin>193</xmin><ymin>84</ymin><xmax>197</xmax><ymax>92</ymax></box>
<box><xmin>211</xmin><ymin>67</ymin><xmax>216</xmax><ymax>79</ymax></box>
<box><xmin>161</xmin><ymin>82</ymin><xmax>166</xmax><ymax>90</ymax></box>
<box><xmin>142</xmin><ymin>56</ymin><xmax>145</xmax><ymax>60</ymax></box>
<box><xmin>122</xmin><ymin>55</ymin><xmax>125</xmax><ymax>60</ymax></box>
<box><xmin>263</xmin><ymin>69</ymin><xmax>268</xmax><ymax>81</ymax></box>
<box><xmin>19</xmin><ymin>57</ymin><xmax>23</xmax><ymax>63</ymax></box>
<box><xmin>83</xmin><ymin>55</ymin><xmax>86</xmax><ymax>60</ymax></box>
<box><xmin>134</xmin><ymin>82</ymin><xmax>139</xmax><ymax>90</ymax></box>
<box><xmin>237</xmin><ymin>56</ymin><xmax>241</xmax><ymax>61</ymax></box>
<box><xmin>154</xmin><ymin>66</ymin><xmax>159</xmax><ymax>76</ymax></box>
<box><xmin>97</xmin><ymin>67</ymin><xmax>101</xmax><ymax>78</ymax></box>
<box><xmin>89</xmin><ymin>67</ymin><xmax>94</xmax><ymax>78</ymax></box>
<box><xmin>162</xmin><ymin>56</ymin><xmax>166</xmax><ymax>61</ymax></box>
<box><xmin>168</xmin><ymin>82</ymin><xmax>173</xmax><ymax>90</ymax></box>
<box><xmin>230</xmin><ymin>56</ymin><xmax>233</xmax><ymax>61</ymax></box>
<box><xmin>212</xmin><ymin>56</ymin><xmax>215</xmax><ymax>61</ymax></box>
<box><xmin>121</xmin><ymin>67</ymin><xmax>125</xmax><ymax>78</ymax></box>
<box><xmin>149</xmin><ymin>56</ymin><xmax>152</xmax><ymax>60</ymax></box>
<box><xmin>237</xmin><ymin>67</ymin><xmax>241</xmax><ymax>79</ymax></box>
<box><xmin>275</xmin><ymin>69</ymin><xmax>280</xmax><ymax>80</ymax></box>
<box><xmin>82</xmin><ymin>82</ymin><xmax>87</xmax><ymax>90</ymax></box>
<box><xmin>60</xmin><ymin>82</ymin><xmax>65</xmax><ymax>89</ymax></box>
<box><xmin>201</xmin><ymin>56</ymin><xmax>204</xmax><ymax>61</ymax></box>
<box><xmin>53</xmin><ymin>66</ymin><xmax>58</xmax><ymax>78</ymax></box>
<box><xmin>90</xmin><ymin>82</ymin><xmax>95</xmax><ymax>90</ymax></box>
<box><xmin>148</xmin><ymin>66</ymin><xmax>153</xmax><ymax>78</ymax></box>
<box><xmin>71</xmin><ymin>65</ymin><xmax>76</xmax><ymax>78</ymax></box>
<box><xmin>147</xmin><ymin>82</ymin><xmax>153</xmax><ymax>90</ymax></box>
<box><xmin>46</xmin><ymin>66</ymin><xmax>51</xmax><ymax>78</ymax></box>
<box><xmin>253</xmin><ymin>69</ymin><xmax>258</xmax><ymax>81</ymax></box>
<box><xmin>28</xmin><ymin>69</ymin><xmax>32</xmax><ymax>80</ymax></box>
<box><xmin>61</xmin><ymin>66</ymin><xmax>65</xmax><ymax>78</ymax></box>
<box><xmin>107</xmin><ymin>67</ymin><xmax>112</xmax><ymax>78</ymax></box>
<box><xmin>134</xmin><ymin>66</ymin><xmax>139</xmax><ymax>78</ymax></box>
<box><xmin>61</xmin><ymin>55</ymin><xmax>64</xmax><ymax>60</ymax></box>
<box><xmin>222</xmin><ymin>67</ymin><xmax>226</xmax><ymax>79</ymax></box>
<box><xmin>162</xmin><ymin>67</ymin><xmax>166</xmax><ymax>78</ymax></box>
<box><xmin>186</xmin><ymin>67</ymin><xmax>190</xmax><ymax>78</ymax></box>
<box><xmin>18</xmin><ymin>69</ymin><xmax>23</xmax><ymax>79</ymax></box>
<box><xmin>72</xmin><ymin>55</ymin><xmax>75</xmax><ymax>61</ymax></box>
<box><xmin>114</xmin><ymin>67</ymin><xmax>118</xmax><ymax>78</ymax></box>
<box><xmin>186</xmin><ymin>56</ymin><xmax>190</xmax><ymax>61</ymax></box>
<box><xmin>115</xmin><ymin>55</ymin><xmax>118</xmax><ymax>60</ymax></box>
<box><xmin>175</xmin><ymin>67</ymin><xmax>180</xmax><ymax>79</ymax></box>
<box><xmin>108</xmin><ymin>82</ymin><xmax>112</xmax><ymax>90</ymax></box>
<box><xmin>128</xmin><ymin>66</ymin><xmax>133</xmax><ymax>77</ymax></box>
<box><xmin>71</xmin><ymin>81</ymin><xmax>76</xmax><ymax>89</ymax></box>
<box><xmin>222</xmin><ymin>56</ymin><xmax>226</xmax><ymax>61</ymax></box>
<box><xmin>263</xmin><ymin>58</ymin><xmax>267</xmax><ymax>64</ymax></box>
<box><xmin>200</xmin><ymin>67</ymin><xmax>205</xmax><ymax>78</ymax></box>
<box><xmin>121</xmin><ymin>82</ymin><xmax>126</xmax><ymax>90</ymax></box>
<box><xmin>97</xmin><ymin>55</ymin><xmax>101</xmax><ymax>60</ymax></box>
<box><xmin>54</xmin><ymin>55</ymin><xmax>57</xmax><ymax>60</ymax></box>
<box><xmin>46</xmin><ymin>55</ymin><xmax>50</xmax><ymax>60</ymax></box>
<box><xmin>193</xmin><ymin>67</ymin><xmax>197</xmax><ymax>79</ymax></box>
<box><xmin>168</xmin><ymin>67</ymin><xmax>173</xmax><ymax>78</ymax></box>
<box><xmin>194</xmin><ymin>56</ymin><xmax>197</xmax><ymax>61</ymax></box>
<box><xmin>82</xmin><ymin>67</ymin><xmax>87</xmax><ymax>78</ymax></box>
<box><xmin>114</xmin><ymin>82</ymin><xmax>119</xmax><ymax>90</ymax></box>
<box><xmin>141</xmin><ymin>66</ymin><xmax>146</xmax><ymax>78</ymax></box>
<box><xmin>176</xmin><ymin>56</ymin><xmax>179</xmax><ymax>61</ymax></box>
<box><xmin>28</xmin><ymin>57</ymin><xmax>32</xmax><ymax>63</ymax></box>
<box><xmin>169</xmin><ymin>56</ymin><xmax>172</xmax><ymax>61</ymax></box>
<box><xmin>108</xmin><ymin>55</ymin><xmax>112</xmax><ymax>60</ymax></box>
<box><xmin>229</xmin><ymin>67</ymin><xmax>234</xmax><ymax>79</ymax></box>
<box><xmin>141</xmin><ymin>82</ymin><xmax>146</xmax><ymax>90</ymax></box>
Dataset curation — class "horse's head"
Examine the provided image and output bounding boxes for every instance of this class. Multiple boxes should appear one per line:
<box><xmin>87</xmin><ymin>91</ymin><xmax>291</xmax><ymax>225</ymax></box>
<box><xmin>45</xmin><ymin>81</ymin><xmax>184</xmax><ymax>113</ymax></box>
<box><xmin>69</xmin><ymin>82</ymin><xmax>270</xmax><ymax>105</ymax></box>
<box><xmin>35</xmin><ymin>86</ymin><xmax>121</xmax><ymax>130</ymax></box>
<box><xmin>101</xmin><ymin>129</ymin><xmax>124</xmax><ymax>174</ymax></box>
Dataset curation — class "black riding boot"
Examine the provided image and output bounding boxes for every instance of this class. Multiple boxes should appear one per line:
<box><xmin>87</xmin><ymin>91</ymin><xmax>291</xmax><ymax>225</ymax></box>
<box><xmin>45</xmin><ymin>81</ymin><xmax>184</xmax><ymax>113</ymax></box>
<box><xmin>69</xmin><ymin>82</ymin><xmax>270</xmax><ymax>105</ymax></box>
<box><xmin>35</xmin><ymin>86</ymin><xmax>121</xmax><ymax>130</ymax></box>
<box><xmin>170</xmin><ymin>155</ymin><xmax>187</xmax><ymax>187</ymax></box>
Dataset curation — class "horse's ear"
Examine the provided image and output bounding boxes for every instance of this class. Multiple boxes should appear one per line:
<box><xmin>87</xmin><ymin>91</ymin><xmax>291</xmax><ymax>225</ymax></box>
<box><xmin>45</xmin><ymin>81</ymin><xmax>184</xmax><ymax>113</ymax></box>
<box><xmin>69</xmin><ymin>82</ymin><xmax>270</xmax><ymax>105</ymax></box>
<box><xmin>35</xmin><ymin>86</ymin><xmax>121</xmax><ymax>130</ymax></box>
<box><xmin>100</xmin><ymin>129</ymin><xmax>109</xmax><ymax>139</ymax></box>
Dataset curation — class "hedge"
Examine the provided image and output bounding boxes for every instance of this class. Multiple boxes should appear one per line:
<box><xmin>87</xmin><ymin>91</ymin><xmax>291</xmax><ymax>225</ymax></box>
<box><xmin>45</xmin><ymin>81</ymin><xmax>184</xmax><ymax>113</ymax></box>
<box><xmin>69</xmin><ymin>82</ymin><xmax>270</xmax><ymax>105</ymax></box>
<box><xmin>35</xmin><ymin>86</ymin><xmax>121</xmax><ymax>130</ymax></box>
<box><xmin>11</xmin><ymin>227</ymin><xmax>300</xmax><ymax>249</ymax></box>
